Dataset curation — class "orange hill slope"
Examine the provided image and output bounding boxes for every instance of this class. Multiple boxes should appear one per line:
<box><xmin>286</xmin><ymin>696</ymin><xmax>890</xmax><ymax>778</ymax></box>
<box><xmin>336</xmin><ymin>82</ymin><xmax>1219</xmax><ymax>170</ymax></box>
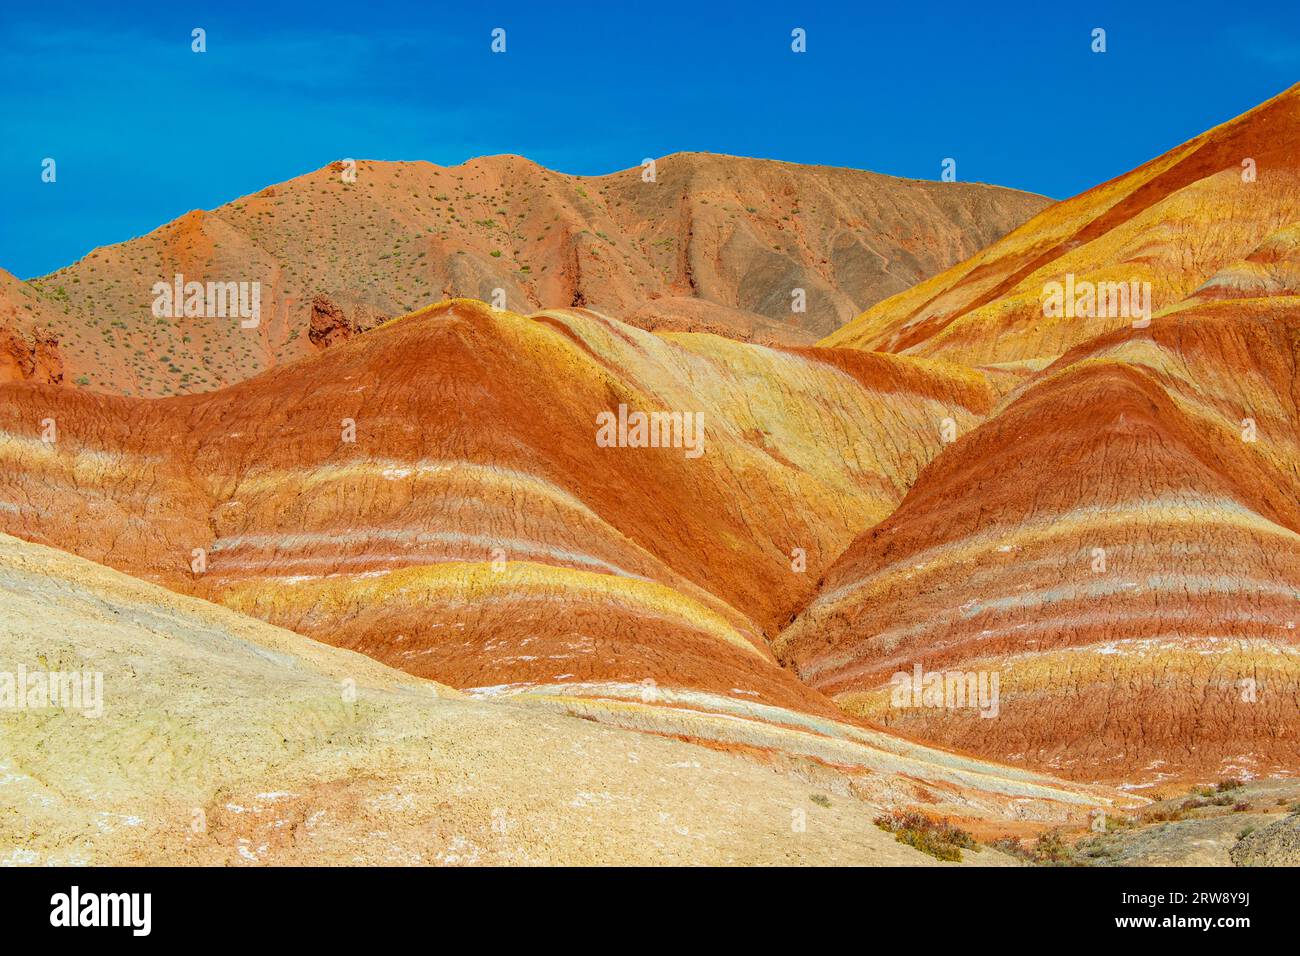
<box><xmin>778</xmin><ymin>309</ymin><xmax>1300</xmax><ymax>786</ymax></box>
<box><xmin>822</xmin><ymin>83</ymin><xmax>1300</xmax><ymax>369</ymax></box>
<box><xmin>25</xmin><ymin>153</ymin><xmax>1047</xmax><ymax>396</ymax></box>
<box><xmin>0</xmin><ymin>299</ymin><xmax>999</xmax><ymax>748</ymax></box>
<box><xmin>781</xmin><ymin>85</ymin><xmax>1300</xmax><ymax>787</ymax></box>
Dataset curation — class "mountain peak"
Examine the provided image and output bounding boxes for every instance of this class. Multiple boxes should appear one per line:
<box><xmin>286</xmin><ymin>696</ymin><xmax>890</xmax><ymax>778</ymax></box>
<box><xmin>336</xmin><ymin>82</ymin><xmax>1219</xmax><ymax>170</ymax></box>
<box><xmin>16</xmin><ymin>153</ymin><xmax>1047</xmax><ymax>396</ymax></box>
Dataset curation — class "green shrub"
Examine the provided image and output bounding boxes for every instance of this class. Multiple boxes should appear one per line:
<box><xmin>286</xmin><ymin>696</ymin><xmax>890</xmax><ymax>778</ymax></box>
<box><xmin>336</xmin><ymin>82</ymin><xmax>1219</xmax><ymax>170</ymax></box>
<box><xmin>874</xmin><ymin>811</ymin><xmax>978</xmax><ymax>863</ymax></box>
<box><xmin>1030</xmin><ymin>829</ymin><xmax>1073</xmax><ymax>864</ymax></box>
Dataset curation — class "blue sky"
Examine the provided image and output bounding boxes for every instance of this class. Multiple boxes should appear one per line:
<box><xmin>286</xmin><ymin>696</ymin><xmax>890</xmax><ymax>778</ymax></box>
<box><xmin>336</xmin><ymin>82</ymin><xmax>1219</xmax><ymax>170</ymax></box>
<box><xmin>1</xmin><ymin>0</ymin><xmax>1296</xmax><ymax>278</ymax></box>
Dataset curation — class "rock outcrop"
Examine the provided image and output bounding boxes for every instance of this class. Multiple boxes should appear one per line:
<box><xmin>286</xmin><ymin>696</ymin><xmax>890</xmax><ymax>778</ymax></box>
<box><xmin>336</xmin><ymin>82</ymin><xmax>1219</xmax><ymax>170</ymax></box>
<box><xmin>1230</xmin><ymin>813</ymin><xmax>1300</xmax><ymax>867</ymax></box>
<box><xmin>0</xmin><ymin>267</ymin><xmax>67</xmax><ymax>385</ymax></box>
<box><xmin>307</xmin><ymin>293</ymin><xmax>388</xmax><ymax>349</ymax></box>
<box><xmin>0</xmin><ymin>325</ymin><xmax>62</xmax><ymax>386</ymax></box>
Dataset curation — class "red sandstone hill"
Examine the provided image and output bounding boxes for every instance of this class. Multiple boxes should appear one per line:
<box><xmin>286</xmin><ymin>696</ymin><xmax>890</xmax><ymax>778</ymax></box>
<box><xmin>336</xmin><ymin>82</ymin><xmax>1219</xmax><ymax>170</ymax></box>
<box><xmin>780</xmin><ymin>83</ymin><xmax>1300</xmax><ymax>786</ymax></box>
<box><xmin>19</xmin><ymin>152</ymin><xmax>1047</xmax><ymax>396</ymax></box>
<box><xmin>0</xmin><ymin>299</ymin><xmax>1008</xmax><ymax>762</ymax></box>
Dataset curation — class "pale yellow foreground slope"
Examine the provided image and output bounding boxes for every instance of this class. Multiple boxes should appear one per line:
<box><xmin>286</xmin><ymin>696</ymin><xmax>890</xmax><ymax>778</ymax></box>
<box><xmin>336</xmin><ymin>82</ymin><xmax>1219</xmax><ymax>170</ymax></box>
<box><xmin>0</xmin><ymin>532</ymin><xmax>1088</xmax><ymax>866</ymax></box>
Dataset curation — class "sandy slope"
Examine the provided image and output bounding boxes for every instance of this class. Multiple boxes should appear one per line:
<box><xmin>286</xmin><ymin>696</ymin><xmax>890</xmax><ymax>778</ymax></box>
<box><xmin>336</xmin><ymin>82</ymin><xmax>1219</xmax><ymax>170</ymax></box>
<box><xmin>0</xmin><ymin>532</ymin><xmax>1092</xmax><ymax>866</ymax></box>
